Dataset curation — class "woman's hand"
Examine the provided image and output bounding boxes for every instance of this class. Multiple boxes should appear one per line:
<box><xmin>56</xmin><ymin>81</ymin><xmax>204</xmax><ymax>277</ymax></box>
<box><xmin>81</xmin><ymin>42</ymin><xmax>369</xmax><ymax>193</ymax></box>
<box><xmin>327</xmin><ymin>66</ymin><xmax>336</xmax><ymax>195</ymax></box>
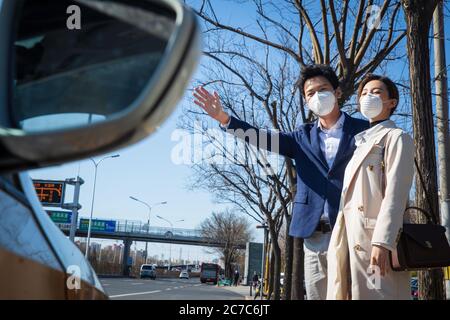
<box><xmin>193</xmin><ymin>86</ymin><xmax>229</xmax><ymax>125</ymax></box>
<box><xmin>370</xmin><ymin>245</ymin><xmax>390</xmax><ymax>277</ymax></box>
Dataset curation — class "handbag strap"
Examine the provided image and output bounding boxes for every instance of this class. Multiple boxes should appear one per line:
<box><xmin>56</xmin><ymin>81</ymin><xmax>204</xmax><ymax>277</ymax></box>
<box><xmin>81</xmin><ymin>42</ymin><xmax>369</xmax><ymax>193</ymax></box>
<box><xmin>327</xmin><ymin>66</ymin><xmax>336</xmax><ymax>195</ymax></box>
<box><xmin>380</xmin><ymin>133</ymin><xmax>437</xmax><ymax>225</ymax></box>
<box><xmin>413</xmin><ymin>158</ymin><xmax>438</xmax><ymax>225</ymax></box>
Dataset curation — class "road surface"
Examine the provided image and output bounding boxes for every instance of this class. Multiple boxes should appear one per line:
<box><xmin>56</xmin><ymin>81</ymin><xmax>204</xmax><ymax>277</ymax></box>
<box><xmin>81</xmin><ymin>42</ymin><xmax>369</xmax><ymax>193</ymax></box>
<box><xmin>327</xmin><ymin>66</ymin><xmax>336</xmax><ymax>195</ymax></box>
<box><xmin>100</xmin><ymin>277</ymin><xmax>248</xmax><ymax>300</ymax></box>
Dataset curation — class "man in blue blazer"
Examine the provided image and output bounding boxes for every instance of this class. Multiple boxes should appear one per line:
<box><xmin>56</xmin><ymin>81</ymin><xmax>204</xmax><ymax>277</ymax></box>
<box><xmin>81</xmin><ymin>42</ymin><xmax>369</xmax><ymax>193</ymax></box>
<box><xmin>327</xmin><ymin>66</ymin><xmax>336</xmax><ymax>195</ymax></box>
<box><xmin>193</xmin><ymin>64</ymin><xmax>369</xmax><ymax>299</ymax></box>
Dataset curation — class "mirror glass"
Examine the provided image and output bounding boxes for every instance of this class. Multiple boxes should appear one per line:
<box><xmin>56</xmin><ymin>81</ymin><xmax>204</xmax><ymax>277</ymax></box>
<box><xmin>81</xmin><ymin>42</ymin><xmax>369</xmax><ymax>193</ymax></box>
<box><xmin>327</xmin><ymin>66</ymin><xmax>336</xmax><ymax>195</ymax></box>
<box><xmin>13</xmin><ymin>0</ymin><xmax>175</xmax><ymax>132</ymax></box>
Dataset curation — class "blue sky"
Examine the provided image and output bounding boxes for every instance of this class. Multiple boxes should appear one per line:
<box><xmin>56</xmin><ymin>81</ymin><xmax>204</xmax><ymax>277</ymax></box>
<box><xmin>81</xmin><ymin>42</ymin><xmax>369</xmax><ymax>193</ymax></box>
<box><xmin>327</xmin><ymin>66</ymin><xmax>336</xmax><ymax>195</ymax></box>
<box><xmin>29</xmin><ymin>0</ymin><xmax>450</xmax><ymax>263</ymax></box>
<box><xmin>29</xmin><ymin>99</ymin><xmax>240</xmax><ymax>262</ymax></box>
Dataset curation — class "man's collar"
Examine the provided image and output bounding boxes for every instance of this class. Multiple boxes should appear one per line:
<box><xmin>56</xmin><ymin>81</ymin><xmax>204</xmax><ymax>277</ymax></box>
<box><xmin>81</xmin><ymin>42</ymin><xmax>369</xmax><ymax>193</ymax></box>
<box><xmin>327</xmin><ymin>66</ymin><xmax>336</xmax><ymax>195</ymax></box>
<box><xmin>317</xmin><ymin>112</ymin><xmax>345</xmax><ymax>132</ymax></box>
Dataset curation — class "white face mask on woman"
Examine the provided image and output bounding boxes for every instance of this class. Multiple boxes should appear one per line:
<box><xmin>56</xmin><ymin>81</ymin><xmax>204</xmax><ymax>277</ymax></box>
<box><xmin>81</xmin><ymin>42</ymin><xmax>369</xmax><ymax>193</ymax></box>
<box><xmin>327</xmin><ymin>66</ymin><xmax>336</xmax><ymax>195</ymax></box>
<box><xmin>307</xmin><ymin>91</ymin><xmax>336</xmax><ymax>117</ymax></box>
<box><xmin>359</xmin><ymin>93</ymin><xmax>384</xmax><ymax>120</ymax></box>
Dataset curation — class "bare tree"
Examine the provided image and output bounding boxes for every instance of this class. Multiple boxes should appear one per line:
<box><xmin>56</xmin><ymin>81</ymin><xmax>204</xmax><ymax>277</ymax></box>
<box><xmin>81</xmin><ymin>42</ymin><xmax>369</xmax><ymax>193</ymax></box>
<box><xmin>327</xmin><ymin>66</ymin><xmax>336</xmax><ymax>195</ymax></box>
<box><xmin>402</xmin><ymin>0</ymin><xmax>445</xmax><ymax>300</ymax></box>
<box><xmin>182</xmin><ymin>48</ymin><xmax>295</xmax><ymax>299</ymax></box>
<box><xmin>200</xmin><ymin>210</ymin><xmax>253</xmax><ymax>278</ymax></box>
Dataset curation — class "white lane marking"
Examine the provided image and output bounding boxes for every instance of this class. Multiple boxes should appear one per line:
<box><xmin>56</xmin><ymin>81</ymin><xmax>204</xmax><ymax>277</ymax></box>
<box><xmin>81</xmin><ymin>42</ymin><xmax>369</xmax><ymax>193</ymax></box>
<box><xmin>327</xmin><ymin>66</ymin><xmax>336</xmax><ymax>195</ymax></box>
<box><xmin>131</xmin><ymin>283</ymin><xmax>144</xmax><ymax>285</ymax></box>
<box><xmin>102</xmin><ymin>284</ymin><xmax>110</xmax><ymax>287</ymax></box>
<box><xmin>194</xmin><ymin>284</ymin><xmax>202</xmax><ymax>287</ymax></box>
<box><xmin>109</xmin><ymin>290</ymin><xmax>162</xmax><ymax>298</ymax></box>
<box><xmin>165</xmin><ymin>288</ymin><xmax>172</xmax><ymax>291</ymax></box>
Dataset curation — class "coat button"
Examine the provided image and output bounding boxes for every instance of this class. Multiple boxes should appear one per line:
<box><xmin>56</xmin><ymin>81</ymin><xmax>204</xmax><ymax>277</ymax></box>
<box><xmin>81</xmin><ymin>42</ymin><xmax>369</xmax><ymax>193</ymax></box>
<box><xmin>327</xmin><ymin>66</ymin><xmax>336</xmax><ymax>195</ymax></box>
<box><xmin>368</xmin><ymin>165</ymin><xmax>374</xmax><ymax>171</ymax></box>
<box><xmin>354</xmin><ymin>244</ymin><xmax>363</xmax><ymax>251</ymax></box>
<box><xmin>358</xmin><ymin>206</ymin><xmax>364</xmax><ymax>212</ymax></box>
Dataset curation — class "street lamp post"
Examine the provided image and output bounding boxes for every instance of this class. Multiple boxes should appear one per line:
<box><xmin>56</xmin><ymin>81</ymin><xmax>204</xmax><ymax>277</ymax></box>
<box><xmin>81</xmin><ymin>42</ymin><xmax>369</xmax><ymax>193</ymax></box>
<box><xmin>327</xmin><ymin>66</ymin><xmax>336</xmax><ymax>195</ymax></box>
<box><xmin>85</xmin><ymin>154</ymin><xmax>120</xmax><ymax>259</ymax></box>
<box><xmin>129</xmin><ymin>197</ymin><xmax>167</xmax><ymax>264</ymax></box>
<box><xmin>256</xmin><ymin>221</ymin><xmax>268</xmax><ymax>301</ymax></box>
<box><xmin>134</xmin><ymin>241</ymin><xmax>137</xmax><ymax>268</ymax></box>
<box><xmin>156</xmin><ymin>215</ymin><xmax>184</xmax><ymax>270</ymax></box>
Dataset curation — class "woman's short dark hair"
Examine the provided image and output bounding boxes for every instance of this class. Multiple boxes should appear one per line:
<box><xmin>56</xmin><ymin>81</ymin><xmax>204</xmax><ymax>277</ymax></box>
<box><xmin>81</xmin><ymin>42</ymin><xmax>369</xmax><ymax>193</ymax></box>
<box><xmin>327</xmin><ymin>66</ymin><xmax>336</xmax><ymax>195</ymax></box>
<box><xmin>298</xmin><ymin>64</ymin><xmax>339</xmax><ymax>96</ymax></box>
<box><xmin>357</xmin><ymin>74</ymin><xmax>399</xmax><ymax>115</ymax></box>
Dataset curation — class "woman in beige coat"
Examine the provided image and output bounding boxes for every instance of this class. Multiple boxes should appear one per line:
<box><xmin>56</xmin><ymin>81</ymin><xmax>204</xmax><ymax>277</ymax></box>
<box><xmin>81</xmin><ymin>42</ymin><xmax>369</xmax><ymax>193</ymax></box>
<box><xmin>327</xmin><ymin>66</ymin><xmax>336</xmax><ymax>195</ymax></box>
<box><xmin>327</xmin><ymin>74</ymin><xmax>414</xmax><ymax>300</ymax></box>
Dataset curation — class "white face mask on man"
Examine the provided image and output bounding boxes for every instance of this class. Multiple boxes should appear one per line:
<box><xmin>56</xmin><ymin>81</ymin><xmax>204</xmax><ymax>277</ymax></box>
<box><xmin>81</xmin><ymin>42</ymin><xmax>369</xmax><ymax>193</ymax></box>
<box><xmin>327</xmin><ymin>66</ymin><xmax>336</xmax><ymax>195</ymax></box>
<box><xmin>307</xmin><ymin>91</ymin><xmax>336</xmax><ymax>117</ymax></box>
<box><xmin>359</xmin><ymin>93</ymin><xmax>384</xmax><ymax>120</ymax></box>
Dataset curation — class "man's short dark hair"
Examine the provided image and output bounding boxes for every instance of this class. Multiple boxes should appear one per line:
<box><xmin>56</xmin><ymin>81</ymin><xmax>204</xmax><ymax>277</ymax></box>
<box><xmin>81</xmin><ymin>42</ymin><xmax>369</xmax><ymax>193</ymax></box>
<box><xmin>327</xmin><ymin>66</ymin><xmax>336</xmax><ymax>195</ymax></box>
<box><xmin>298</xmin><ymin>64</ymin><xmax>339</xmax><ymax>96</ymax></box>
<box><xmin>357</xmin><ymin>73</ymin><xmax>399</xmax><ymax>115</ymax></box>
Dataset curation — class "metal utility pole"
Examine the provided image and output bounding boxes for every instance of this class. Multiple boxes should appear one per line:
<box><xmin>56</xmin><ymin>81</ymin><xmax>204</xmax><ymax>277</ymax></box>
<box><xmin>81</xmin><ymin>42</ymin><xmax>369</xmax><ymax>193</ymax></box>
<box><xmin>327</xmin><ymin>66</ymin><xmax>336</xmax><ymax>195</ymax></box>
<box><xmin>129</xmin><ymin>197</ymin><xmax>167</xmax><ymax>264</ymax></box>
<box><xmin>85</xmin><ymin>154</ymin><xmax>120</xmax><ymax>259</ymax></box>
<box><xmin>157</xmin><ymin>216</ymin><xmax>184</xmax><ymax>270</ymax></box>
<box><xmin>433</xmin><ymin>0</ymin><xmax>450</xmax><ymax>298</ymax></box>
<box><xmin>433</xmin><ymin>0</ymin><xmax>450</xmax><ymax>246</ymax></box>
<box><xmin>63</xmin><ymin>176</ymin><xmax>84</xmax><ymax>242</ymax></box>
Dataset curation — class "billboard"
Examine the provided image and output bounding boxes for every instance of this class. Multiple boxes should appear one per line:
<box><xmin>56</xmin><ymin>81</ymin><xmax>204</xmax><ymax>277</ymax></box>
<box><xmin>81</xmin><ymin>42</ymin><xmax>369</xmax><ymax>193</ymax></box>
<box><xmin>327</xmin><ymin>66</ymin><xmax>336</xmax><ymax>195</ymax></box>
<box><xmin>79</xmin><ymin>218</ymin><xmax>116</xmax><ymax>233</ymax></box>
<box><xmin>33</xmin><ymin>180</ymin><xmax>66</xmax><ymax>207</ymax></box>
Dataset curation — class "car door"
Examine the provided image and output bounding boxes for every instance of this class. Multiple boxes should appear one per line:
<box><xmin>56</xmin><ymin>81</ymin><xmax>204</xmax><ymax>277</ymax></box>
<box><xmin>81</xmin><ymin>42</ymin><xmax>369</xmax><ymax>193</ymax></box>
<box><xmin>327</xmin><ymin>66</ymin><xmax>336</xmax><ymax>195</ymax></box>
<box><xmin>18</xmin><ymin>172</ymin><xmax>108</xmax><ymax>299</ymax></box>
<box><xmin>0</xmin><ymin>173</ymin><xmax>68</xmax><ymax>299</ymax></box>
<box><xmin>0</xmin><ymin>170</ymin><xmax>108</xmax><ymax>299</ymax></box>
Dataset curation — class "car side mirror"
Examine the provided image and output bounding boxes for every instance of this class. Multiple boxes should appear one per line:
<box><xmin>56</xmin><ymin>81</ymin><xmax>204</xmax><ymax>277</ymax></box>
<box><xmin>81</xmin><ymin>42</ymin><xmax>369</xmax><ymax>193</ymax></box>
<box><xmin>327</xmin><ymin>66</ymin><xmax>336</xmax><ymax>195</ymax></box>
<box><xmin>0</xmin><ymin>0</ymin><xmax>200</xmax><ymax>172</ymax></box>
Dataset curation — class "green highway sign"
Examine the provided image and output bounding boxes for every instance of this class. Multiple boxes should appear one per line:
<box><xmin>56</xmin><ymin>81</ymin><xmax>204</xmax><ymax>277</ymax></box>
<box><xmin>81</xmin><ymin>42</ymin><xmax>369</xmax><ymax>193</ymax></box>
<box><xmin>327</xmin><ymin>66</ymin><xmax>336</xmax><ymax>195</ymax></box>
<box><xmin>47</xmin><ymin>210</ymin><xmax>72</xmax><ymax>224</ymax></box>
<box><xmin>79</xmin><ymin>218</ymin><xmax>116</xmax><ymax>233</ymax></box>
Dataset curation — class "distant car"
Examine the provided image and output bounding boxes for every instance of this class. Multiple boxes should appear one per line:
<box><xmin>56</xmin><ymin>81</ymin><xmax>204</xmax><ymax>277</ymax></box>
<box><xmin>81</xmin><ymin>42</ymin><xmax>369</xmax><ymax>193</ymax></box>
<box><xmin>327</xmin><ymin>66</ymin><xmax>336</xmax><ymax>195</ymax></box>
<box><xmin>411</xmin><ymin>277</ymin><xmax>418</xmax><ymax>300</ymax></box>
<box><xmin>280</xmin><ymin>272</ymin><xmax>285</xmax><ymax>286</ymax></box>
<box><xmin>179</xmin><ymin>270</ymin><xmax>189</xmax><ymax>279</ymax></box>
<box><xmin>140</xmin><ymin>264</ymin><xmax>157</xmax><ymax>280</ymax></box>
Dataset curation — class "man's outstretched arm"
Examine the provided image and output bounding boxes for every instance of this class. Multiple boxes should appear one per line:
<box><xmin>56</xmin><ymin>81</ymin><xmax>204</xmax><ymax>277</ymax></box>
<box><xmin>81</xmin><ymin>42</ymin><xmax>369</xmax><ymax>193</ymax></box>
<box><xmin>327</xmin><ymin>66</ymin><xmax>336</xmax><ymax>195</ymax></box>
<box><xmin>193</xmin><ymin>86</ymin><xmax>297</xmax><ymax>158</ymax></box>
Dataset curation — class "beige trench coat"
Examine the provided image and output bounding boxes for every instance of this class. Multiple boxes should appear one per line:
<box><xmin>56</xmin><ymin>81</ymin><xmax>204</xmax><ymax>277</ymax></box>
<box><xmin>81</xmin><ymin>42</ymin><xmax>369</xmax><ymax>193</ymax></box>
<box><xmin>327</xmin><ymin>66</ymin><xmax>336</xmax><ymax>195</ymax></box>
<box><xmin>327</xmin><ymin>120</ymin><xmax>414</xmax><ymax>300</ymax></box>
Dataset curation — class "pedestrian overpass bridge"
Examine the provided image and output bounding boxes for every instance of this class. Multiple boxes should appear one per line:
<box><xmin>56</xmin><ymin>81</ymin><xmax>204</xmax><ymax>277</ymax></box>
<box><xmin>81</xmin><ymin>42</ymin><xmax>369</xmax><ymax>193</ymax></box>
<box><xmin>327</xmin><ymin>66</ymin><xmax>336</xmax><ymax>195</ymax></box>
<box><xmin>57</xmin><ymin>217</ymin><xmax>246</xmax><ymax>249</ymax></box>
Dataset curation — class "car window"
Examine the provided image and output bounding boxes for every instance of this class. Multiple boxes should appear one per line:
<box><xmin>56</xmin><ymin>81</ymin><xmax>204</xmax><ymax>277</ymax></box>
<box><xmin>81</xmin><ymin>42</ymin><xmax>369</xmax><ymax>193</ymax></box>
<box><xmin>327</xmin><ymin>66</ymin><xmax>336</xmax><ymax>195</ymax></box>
<box><xmin>141</xmin><ymin>265</ymin><xmax>154</xmax><ymax>270</ymax></box>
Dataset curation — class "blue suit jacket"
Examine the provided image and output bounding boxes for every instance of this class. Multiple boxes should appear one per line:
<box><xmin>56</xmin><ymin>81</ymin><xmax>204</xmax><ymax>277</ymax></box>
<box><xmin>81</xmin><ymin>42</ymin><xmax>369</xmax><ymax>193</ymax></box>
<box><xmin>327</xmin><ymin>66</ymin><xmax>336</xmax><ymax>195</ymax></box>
<box><xmin>224</xmin><ymin>112</ymin><xmax>369</xmax><ymax>238</ymax></box>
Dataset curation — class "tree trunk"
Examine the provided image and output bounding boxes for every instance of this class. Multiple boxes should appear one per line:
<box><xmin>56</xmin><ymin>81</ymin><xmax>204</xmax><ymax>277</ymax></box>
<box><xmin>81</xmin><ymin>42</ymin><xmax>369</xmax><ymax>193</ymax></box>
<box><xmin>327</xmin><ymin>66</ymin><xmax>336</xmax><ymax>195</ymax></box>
<box><xmin>268</xmin><ymin>247</ymin><xmax>275</xmax><ymax>300</ymax></box>
<box><xmin>268</xmin><ymin>228</ymin><xmax>282</xmax><ymax>300</ymax></box>
<box><xmin>291</xmin><ymin>237</ymin><xmax>305</xmax><ymax>300</ymax></box>
<box><xmin>283</xmin><ymin>233</ymin><xmax>294</xmax><ymax>300</ymax></box>
<box><xmin>402</xmin><ymin>0</ymin><xmax>445</xmax><ymax>300</ymax></box>
<box><xmin>281</xmin><ymin>147</ymin><xmax>297</xmax><ymax>300</ymax></box>
<box><xmin>224</xmin><ymin>249</ymin><xmax>233</xmax><ymax>279</ymax></box>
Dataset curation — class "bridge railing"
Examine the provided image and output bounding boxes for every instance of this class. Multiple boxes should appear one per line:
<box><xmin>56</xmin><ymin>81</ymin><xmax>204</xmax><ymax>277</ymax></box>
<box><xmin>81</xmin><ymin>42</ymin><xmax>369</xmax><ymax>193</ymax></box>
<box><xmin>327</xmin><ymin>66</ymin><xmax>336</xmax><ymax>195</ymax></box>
<box><xmin>53</xmin><ymin>218</ymin><xmax>245</xmax><ymax>246</ymax></box>
<box><xmin>55</xmin><ymin>217</ymin><xmax>203</xmax><ymax>238</ymax></box>
<box><xmin>114</xmin><ymin>220</ymin><xmax>203</xmax><ymax>238</ymax></box>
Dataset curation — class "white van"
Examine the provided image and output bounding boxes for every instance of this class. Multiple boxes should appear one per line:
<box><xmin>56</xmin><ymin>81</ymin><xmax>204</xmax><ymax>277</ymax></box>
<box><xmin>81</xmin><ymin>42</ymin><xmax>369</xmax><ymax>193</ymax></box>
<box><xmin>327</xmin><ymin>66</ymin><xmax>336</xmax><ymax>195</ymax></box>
<box><xmin>140</xmin><ymin>264</ymin><xmax>157</xmax><ymax>279</ymax></box>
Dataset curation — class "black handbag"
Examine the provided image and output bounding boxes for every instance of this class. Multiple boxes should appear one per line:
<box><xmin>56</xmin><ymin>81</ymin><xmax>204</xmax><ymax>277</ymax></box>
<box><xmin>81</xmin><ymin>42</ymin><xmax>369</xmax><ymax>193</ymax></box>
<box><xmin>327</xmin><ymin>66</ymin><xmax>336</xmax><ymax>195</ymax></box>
<box><xmin>389</xmin><ymin>159</ymin><xmax>450</xmax><ymax>271</ymax></box>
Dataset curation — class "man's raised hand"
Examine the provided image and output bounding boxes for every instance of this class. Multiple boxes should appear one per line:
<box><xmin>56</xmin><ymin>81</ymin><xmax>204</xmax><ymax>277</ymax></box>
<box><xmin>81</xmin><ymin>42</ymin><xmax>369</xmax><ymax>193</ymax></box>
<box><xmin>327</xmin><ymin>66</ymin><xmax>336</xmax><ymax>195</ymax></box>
<box><xmin>193</xmin><ymin>86</ymin><xmax>229</xmax><ymax>125</ymax></box>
